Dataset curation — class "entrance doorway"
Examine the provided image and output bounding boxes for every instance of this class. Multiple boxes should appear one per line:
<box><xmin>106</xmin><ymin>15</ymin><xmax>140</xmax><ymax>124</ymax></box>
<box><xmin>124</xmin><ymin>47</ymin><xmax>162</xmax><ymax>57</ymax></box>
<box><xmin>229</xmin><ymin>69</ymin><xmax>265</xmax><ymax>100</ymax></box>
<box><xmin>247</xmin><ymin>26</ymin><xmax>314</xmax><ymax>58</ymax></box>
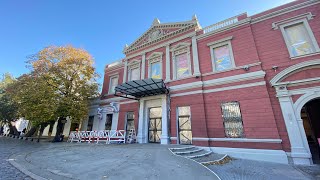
<box><xmin>105</xmin><ymin>114</ymin><xmax>113</xmax><ymax>130</ymax></box>
<box><xmin>125</xmin><ymin>112</ymin><xmax>135</xmax><ymax>138</ymax></box>
<box><xmin>301</xmin><ymin>98</ymin><xmax>320</xmax><ymax>164</ymax></box>
<box><xmin>148</xmin><ymin>107</ymin><xmax>162</xmax><ymax>143</ymax></box>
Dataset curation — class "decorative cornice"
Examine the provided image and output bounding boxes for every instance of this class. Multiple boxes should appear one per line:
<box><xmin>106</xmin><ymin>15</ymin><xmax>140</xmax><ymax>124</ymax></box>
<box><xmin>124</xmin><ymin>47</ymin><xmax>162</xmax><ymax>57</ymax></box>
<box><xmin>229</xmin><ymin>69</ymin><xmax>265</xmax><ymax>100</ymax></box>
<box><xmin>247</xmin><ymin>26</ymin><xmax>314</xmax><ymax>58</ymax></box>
<box><xmin>170</xmin><ymin>42</ymin><xmax>191</xmax><ymax>52</ymax></box>
<box><xmin>251</xmin><ymin>0</ymin><xmax>320</xmax><ymax>24</ymax></box>
<box><xmin>207</xmin><ymin>36</ymin><xmax>233</xmax><ymax>47</ymax></box>
<box><xmin>125</xmin><ymin>31</ymin><xmax>196</xmax><ymax>60</ymax></box>
<box><xmin>146</xmin><ymin>52</ymin><xmax>163</xmax><ymax>60</ymax></box>
<box><xmin>272</xmin><ymin>12</ymin><xmax>314</xmax><ymax>29</ymax></box>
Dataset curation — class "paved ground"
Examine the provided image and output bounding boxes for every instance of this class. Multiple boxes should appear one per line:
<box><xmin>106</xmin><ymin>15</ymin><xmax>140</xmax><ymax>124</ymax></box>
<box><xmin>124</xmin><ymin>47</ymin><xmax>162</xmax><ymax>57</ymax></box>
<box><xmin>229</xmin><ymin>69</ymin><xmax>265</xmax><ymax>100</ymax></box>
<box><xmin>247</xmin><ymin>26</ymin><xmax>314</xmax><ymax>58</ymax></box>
<box><xmin>1</xmin><ymin>136</ymin><xmax>217</xmax><ymax>180</ymax></box>
<box><xmin>1</xmin><ymin>136</ymin><xmax>320</xmax><ymax>180</ymax></box>
<box><xmin>0</xmin><ymin>136</ymin><xmax>36</xmax><ymax>180</ymax></box>
<box><xmin>207</xmin><ymin>158</ymin><xmax>320</xmax><ymax>180</ymax></box>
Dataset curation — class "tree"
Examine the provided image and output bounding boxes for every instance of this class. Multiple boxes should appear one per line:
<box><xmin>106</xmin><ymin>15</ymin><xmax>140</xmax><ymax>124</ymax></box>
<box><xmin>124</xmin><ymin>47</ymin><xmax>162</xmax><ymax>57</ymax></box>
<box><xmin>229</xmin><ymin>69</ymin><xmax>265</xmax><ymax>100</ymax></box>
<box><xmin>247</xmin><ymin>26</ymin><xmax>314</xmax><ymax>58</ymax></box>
<box><xmin>27</xmin><ymin>45</ymin><xmax>99</xmax><ymax>141</ymax></box>
<box><xmin>6</xmin><ymin>73</ymin><xmax>58</xmax><ymax>140</ymax></box>
<box><xmin>0</xmin><ymin>73</ymin><xmax>19</xmax><ymax>135</ymax></box>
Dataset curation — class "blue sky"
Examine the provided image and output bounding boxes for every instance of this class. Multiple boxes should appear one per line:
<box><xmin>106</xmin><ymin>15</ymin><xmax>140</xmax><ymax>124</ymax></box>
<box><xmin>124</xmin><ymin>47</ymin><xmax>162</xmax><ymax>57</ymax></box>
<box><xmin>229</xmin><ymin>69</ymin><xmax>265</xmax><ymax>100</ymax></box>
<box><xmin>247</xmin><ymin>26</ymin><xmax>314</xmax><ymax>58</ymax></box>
<box><xmin>0</xmin><ymin>0</ymin><xmax>293</xmax><ymax>84</ymax></box>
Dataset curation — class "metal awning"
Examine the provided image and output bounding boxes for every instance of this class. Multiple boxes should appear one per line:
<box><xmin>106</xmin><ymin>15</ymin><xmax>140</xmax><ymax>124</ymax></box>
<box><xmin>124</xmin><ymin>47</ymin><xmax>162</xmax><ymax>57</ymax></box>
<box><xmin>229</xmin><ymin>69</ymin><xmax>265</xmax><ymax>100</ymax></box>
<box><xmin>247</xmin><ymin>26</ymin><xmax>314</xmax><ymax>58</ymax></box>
<box><xmin>114</xmin><ymin>78</ymin><xmax>169</xmax><ymax>100</ymax></box>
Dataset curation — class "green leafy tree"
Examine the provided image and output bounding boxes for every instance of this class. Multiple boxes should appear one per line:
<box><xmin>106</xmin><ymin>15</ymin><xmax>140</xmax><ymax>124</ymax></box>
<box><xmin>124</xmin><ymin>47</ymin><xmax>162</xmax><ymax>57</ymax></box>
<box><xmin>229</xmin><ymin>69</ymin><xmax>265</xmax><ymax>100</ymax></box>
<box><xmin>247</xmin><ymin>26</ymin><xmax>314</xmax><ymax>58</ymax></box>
<box><xmin>28</xmin><ymin>45</ymin><xmax>99</xmax><ymax>141</ymax></box>
<box><xmin>0</xmin><ymin>73</ymin><xmax>17</xmax><ymax>122</ymax></box>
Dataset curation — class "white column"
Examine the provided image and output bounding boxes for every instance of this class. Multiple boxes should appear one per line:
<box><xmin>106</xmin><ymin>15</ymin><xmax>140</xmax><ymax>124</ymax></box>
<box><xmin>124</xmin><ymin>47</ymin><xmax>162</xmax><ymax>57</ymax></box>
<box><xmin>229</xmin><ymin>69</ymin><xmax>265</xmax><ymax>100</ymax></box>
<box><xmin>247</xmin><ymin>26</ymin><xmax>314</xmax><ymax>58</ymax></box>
<box><xmin>165</xmin><ymin>45</ymin><xmax>171</xmax><ymax>82</ymax></box>
<box><xmin>42</xmin><ymin>125</ymin><xmax>50</xmax><ymax>136</ymax></box>
<box><xmin>81</xmin><ymin>117</ymin><xmax>89</xmax><ymax>131</ymax></box>
<box><xmin>161</xmin><ymin>96</ymin><xmax>169</xmax><ymax>144</ymax></box>
<box><xmin>63</xmin><ymin>117</ymin><xmax>72</xmax><ymax>136</ymax></box>
<box><xmin>93</xmin><ymin>114</ymin><xmax>101</xmax><ymax>131</ymax></box>
<box><xmin>277</xmin><ymin>86</ymin><xmax>311</xmax><ymax>165</ymax></box>
<box><xmin>192</xmin><ymin>36</ymin><xmax>200</xmax><ymax>76</ymax></box>
<box><xmin>98</xmin><ymin>112</ymin><xmax>107</xmax><ymax>131</ymax></box>
<box><xmin>141</xmin><ymin>53</ymin><xmax>146</xmax><ymax>79</ymax></box>
<box><xmin>123</xmin><ymin>59</ymin><xmax>128</xmax><ymax>83</ymax></box>
<box><xmin>137</xmin><ymin>100</ymin><xmax>146</xmax><ymax>143</ymax></box>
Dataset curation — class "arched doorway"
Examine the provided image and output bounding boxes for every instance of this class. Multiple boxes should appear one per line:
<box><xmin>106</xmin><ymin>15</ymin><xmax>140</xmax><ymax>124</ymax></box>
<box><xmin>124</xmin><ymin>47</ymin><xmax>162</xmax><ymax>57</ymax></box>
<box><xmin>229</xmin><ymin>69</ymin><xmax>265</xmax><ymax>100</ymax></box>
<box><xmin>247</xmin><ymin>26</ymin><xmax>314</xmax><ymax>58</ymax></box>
<box><xmin>300</xmin><ymin>98</ymin><xmax>320</xmax><ymax>164</ymax></box>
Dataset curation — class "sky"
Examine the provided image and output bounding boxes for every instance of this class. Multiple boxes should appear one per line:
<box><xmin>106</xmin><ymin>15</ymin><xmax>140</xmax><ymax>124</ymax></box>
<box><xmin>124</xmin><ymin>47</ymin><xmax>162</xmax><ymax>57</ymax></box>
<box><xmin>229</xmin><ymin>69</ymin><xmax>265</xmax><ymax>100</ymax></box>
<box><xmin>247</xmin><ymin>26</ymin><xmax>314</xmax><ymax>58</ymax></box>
<box><xmin>0</xmin><ymin>0</ymin><xmax>294</xmax><ymax>85</ymax></box>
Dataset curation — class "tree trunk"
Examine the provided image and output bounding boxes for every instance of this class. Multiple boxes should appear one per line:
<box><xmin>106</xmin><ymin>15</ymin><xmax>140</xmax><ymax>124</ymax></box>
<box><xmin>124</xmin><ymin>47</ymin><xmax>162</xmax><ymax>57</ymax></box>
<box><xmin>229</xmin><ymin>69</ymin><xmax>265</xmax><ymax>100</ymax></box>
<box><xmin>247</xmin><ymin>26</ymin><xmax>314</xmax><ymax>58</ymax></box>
<box><xmin>52</xmin><ymin>117</ymin><xmax>65</xmax><ymax>142</ymax></box>
<box><xmin>24</xmin><ymin>126</ymin><xmax>37</xmax><ymax>137</ymax></box>
<box><xmin>37</xmin><ymin>124</ymin><xmax>46</xmax><ymax>142</ymax></box>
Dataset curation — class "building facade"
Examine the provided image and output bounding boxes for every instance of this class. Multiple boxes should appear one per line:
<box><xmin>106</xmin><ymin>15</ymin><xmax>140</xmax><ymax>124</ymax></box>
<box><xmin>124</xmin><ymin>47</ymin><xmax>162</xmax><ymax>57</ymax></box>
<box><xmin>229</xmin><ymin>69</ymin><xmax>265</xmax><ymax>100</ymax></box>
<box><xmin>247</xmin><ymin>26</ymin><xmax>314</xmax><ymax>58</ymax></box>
<box><xmin>84</xmin><ymin>0</ymin><xmax>320</xmax><ymax>165</ymax></box>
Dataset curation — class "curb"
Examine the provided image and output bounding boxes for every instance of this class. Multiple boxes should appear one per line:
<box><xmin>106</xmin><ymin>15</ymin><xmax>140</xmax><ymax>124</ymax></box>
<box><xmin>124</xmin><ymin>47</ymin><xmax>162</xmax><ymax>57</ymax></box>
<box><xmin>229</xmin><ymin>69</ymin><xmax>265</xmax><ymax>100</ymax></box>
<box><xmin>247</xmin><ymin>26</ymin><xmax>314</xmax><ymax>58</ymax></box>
<box><xmin>8</xmin><ymin>154</ymin><xmax>48</xmax><ymax>180</ymax></box>
<box><xmin>168</xmin><ymin>147</ymin><xmax>222</xmax><ymax>180</ymax></box>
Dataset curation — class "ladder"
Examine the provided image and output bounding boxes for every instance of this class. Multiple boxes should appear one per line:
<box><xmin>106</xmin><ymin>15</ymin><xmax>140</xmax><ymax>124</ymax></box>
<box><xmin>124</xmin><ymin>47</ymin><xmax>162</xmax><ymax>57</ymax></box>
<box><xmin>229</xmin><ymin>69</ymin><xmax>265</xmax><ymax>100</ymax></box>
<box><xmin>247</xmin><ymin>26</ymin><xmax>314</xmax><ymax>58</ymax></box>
<box><xmin>126</xmin><ymin>129</ymin><xmax>137</xmax><ymax>144</ymax></box>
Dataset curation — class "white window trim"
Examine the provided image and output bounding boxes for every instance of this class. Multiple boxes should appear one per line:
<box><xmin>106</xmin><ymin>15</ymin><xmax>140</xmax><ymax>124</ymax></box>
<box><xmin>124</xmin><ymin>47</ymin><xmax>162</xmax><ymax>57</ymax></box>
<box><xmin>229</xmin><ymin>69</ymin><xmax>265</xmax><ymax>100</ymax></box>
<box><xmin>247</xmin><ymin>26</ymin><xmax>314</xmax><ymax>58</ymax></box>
<box><xmin>108</xmin><ymin>74</ymin><xmax>119</xmax><ymax>94</ymax></box>
<box><xmin>171</xmin><ymin>42</ymin><xmax>192</xmax><ymax>80</ymax></box>
<box><xmin>147</xmin><ymin>52</ymin><xmax>163</xmax><ymax>79</ymax></box>
<box><xmin>127</xmin><ymin>59</ymin><xmax>141</xmax><ymax>81</ymax></box>
<box><xmin>279</xmin><ymin>18</ymin><xmax>320</xmax><ymax>58</ymax></box>
<box><xmin>208</xmin><ymin>37</ymin><xmax>235</xmax><ymax>72</ymax></box>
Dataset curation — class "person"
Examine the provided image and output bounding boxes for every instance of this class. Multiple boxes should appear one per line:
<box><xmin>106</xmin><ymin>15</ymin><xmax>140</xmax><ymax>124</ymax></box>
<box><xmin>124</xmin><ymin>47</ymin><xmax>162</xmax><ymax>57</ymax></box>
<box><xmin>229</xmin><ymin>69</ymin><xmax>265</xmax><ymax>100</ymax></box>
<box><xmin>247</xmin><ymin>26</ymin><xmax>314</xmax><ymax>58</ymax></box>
<box><xmin>0</xmin><ymin>125</ymin><xmax>3</xmax><ymax>135</ymax></box>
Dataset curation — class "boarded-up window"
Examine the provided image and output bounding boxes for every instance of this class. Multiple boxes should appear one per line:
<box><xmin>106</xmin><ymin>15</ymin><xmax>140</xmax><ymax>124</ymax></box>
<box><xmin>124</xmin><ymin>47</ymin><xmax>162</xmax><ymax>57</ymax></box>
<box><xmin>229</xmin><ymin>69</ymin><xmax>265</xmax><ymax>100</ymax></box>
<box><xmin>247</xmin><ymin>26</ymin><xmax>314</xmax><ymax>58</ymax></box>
<box><xmin>151</xmin><ymin>62</ymin><xmax>161</xmax><ymax>79</ymax></box>
<box><xmin>175</xmin><ymin>53</ymin><xmax>190</xmax><ymax>78</ymax></box>
<box><xmin>109</xmin><ymin>76</ymin><xmax>118</xmax><ymax>94</ymax></box>
<box><xmin>130</xmin><ymin>67</ymin><xmax>140</xmax><ymax>81</ymax></box>
<box><xmin>212</xmin><ymin>45</ymin><xmax>232</xmax><ymax>71</ymax></box>
<box><xmin>284</xmin><ymin>23</ymin><xmax>315</xmax><ymax>57</ymax></box>
<box><xmin>221</xmin><ymin>102</ymin><xmax>244</xmax><ymax>138</ymax></box>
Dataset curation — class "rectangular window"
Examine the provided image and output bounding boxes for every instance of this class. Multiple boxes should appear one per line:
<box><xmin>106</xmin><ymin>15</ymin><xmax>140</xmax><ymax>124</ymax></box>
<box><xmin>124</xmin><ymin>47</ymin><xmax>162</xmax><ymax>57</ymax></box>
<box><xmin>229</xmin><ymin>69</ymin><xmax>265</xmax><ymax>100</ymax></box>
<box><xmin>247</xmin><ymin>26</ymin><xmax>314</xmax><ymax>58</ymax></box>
<box><xmin>175</xmin><ymin>53</ymin><xmax>190</xmax><ymax>79</ymax></box>
<box><xmin>177</xmin><ymin>106</ymin><xmax>192</xmax><ymax>144</ymax></box>
<box><xmin>126</xmin><ymin>112</ymin><xmax>135</xmax><ymax>137</ymax></box>
<box><xmin>150</xmin><ymin>62</ymin><xmax>161</xmax><ymax>79</ymax></box>
<box><xmin>221</xmin><ymin>102</ymin><xmax>244</xmax><ymax>138</ymax></box>
<box><xmin>109</xmin><ymin>76</ymin><xmax>118</xmax><ymax>94</ymax></box>
<box><xmin>87</xmin><ymin>116</ymin><xmax>94</xmax><ymax>131</ymax></box>
<box><xmin>212</xmin><ymin>44</ymin><xmax>233</xmax><ymax>71</ymax></box>
<box><xmin>284</xmin><ymin>23</ymin><xmax>315</xmax><ymax>57</ymax></box>
<box><xmin>129</xmin><ymin>67</ymin><xmax>140</xmax><ymax>81</ymax></box>
<box><xmin>105</xmin><ymin>114</ymin><xmax>113</xmax><ymax>130</ymax></box>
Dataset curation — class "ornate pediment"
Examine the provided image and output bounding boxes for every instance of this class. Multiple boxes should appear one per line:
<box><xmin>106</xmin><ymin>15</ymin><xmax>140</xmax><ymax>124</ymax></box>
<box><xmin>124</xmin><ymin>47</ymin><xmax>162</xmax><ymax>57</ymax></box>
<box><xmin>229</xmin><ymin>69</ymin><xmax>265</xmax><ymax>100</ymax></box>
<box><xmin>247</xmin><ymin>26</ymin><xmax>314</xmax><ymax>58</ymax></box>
<box><xmin>124</xmin><ymin>17</ymin><xmax>200</xmax><ymax>54</ymax></box>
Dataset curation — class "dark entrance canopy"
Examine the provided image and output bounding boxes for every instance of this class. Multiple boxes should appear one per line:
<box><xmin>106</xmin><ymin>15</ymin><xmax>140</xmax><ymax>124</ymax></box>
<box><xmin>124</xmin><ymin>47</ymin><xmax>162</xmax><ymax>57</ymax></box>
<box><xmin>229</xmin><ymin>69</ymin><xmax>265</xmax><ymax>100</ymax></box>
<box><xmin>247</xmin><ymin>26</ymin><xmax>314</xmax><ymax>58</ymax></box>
<box><xmin>114</xmin><ymin>78</ymin><xmax>169</xmax><ymax>100</ymax></box>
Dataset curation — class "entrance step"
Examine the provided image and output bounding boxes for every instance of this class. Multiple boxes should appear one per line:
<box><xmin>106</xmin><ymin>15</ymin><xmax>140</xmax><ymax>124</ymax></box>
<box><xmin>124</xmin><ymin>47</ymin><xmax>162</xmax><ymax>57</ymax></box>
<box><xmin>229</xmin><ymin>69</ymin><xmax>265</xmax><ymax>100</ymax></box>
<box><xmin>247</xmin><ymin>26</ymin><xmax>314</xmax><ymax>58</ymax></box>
<box><xmin>169</xmin><ymin>146</ymin><xmax>232</xmax><ymax>165</ymax></box>
<box><xmin>192</xmin><ymin>153</ymin><xmax>232</xmax><ymax>165</ymax></box>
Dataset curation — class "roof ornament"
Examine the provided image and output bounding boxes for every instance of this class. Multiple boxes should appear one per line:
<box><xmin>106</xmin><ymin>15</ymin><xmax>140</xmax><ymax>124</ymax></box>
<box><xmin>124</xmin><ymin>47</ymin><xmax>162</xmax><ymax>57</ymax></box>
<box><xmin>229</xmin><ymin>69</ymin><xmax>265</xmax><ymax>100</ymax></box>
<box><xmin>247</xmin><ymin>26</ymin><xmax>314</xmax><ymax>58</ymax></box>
<box><xmin>153</xmin><ymin>18</ymin><xmax>160</xmax><ymax>25</ymax></box>
<box><xmin>192</xmin><ymin>14</ymin><xmax>198</xmax><ymax>21</ymax></box>
<box><xmin>123</xmin><ymin>44</ymin><xmax>128</xmax><ymax>52</ymax></box>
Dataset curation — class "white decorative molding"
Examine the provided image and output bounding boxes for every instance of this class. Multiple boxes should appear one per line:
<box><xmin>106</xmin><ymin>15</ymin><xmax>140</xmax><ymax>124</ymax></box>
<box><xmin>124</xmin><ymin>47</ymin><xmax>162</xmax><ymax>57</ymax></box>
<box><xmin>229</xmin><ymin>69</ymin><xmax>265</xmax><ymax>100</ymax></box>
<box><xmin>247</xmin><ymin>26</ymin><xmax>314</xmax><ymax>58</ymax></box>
<box><xmin>251</xmin><ymin>0</ymin><xmax>320</xmax><ymax>24</ymax></box>
<box><xmin>206</xmin><ymin>36</ymin><xmax>233</xmax><ymax>47</ymax></box>
<box><xmin>201</xmin><ymin>62</ymin><xmax>261</xmax><ymax>77</ymax></box>
<box><xmin>193</xmin><ymin>137</ymin><xmax>282</xmax><ymax>143</ymax></box>
<box><xmin>123</xmin><ymin>59</ymin><xmax>128</xmax><ymax>83</ymax></box>
<box><xmin>124</xmin><ymin>19</ymin><xmax>198</xmax><ymax>54</ymax></box>
<box><xmin>203</xmin><ymin>70</ymin><xmax>265</xmax><ymax>87</ymax></box>
<box><xmin>192</xmin><ymin>36</ymin><xmax>201</xmax><ymax>75</ymax></box>
<box><xmin>197</xmin><ymin>18</ymin><xmax>251</xmax><ymax>40</ymax></box>
<box><xmin>165</xmin><ymin>45</ymin><xmax>171</xmax><ymax>82</ymax></box>
<box><xmin>170</xmin><ymin>137</ymin><xmax>177</xmax><ymax>140</ymax></box>
<box><xmin>125</xmin><ymin>31</ymin><xmax>196</xmax><ymax>60</ymax></box>
<box><xmin>141</xmin><ymin>53</ymin><xmax>146</xmax><ymax>79</ymax></box>
<box><xmin>170</xmin><ymin>70</ymin><xmax>266</xmax><ymax>92</ymax></box>
<box><xmin>170</xmin><ymin>42</ymin><xmax>191</xmax><ymax>52</ymax></box>
<box><xmin>171</xmin><ymin>81</ymin><xmax>266</xmax><ymax>97</ymax></box>
<box><xmin>203</xmin><ymin>81</ymin><xmax>266</xmax><ymax>93</ymax></box>
<box><xmin>270</xmin><ymin>59</ymin><xmax>320</xmax><ymax>86</ymax></box>
<box><xmin>272</xmin><ymin>12</ymin><xmax>314</xmax><ymax>29</ymax></box>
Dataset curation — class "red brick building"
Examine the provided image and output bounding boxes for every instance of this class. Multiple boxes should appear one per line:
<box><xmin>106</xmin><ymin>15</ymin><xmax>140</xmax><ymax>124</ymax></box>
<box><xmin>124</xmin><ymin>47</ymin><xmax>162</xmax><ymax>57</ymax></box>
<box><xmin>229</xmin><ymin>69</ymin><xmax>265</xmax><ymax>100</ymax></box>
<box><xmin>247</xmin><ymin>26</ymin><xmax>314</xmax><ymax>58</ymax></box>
<box><xmin>82</xmin><ymin>0</ymin><xmax>320</xmax><ymax>165</ymax></box>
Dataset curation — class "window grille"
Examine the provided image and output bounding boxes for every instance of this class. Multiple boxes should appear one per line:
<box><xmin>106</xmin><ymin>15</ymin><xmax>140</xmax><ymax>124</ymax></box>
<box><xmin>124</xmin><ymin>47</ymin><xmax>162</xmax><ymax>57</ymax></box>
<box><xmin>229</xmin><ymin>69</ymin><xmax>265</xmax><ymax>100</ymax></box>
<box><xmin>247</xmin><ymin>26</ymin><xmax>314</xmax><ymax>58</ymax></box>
<box><xmin>221</xmin><ymin>102</ymin><xmax>244</xmax><ymax>138</ymax></box>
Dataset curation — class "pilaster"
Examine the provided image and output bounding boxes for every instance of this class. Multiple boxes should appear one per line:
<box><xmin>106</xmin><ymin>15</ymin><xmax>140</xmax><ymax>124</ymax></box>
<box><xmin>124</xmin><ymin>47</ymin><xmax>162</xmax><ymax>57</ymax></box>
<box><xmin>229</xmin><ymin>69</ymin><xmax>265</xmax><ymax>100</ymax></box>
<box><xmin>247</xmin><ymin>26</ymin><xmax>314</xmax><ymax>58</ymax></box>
<box><xmin>192</xmin><ymin>36</ymin><xmax>200</xmax><ymax>75</ymax></box>
<box><xmin>165</xmin><ymin>45</ymin><xmax>171</xmax><ymax>82</ymax></box>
